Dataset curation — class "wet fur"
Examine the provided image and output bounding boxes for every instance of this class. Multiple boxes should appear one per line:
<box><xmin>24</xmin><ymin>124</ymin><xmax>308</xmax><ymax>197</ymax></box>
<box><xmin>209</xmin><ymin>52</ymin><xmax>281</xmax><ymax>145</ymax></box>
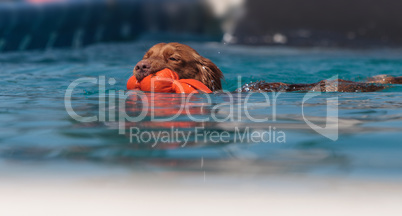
<box><xmin>135</xmin><ymin>43</ymin><xmax>402</xmax><ymax>93</ymax></box>
<box><xmin>134</xmin><ymin>43</ymin><xmax>223</xmax><ymax>91</ymax></box>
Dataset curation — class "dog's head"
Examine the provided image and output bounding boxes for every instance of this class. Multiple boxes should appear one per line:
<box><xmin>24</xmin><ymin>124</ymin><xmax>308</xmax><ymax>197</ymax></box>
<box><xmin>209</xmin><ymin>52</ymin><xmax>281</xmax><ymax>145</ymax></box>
<box><xmin>133</xmin><ymin>42</ymin><xmax>223</xmax><ymax>90</ymax></box>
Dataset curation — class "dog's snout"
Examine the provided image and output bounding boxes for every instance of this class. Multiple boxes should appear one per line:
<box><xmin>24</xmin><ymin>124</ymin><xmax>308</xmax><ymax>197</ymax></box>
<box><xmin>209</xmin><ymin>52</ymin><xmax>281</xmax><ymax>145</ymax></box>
<box><xmin>135</xmin><ymin>60</ymin><xmax>151</xmax><ymax>72</ymax></box>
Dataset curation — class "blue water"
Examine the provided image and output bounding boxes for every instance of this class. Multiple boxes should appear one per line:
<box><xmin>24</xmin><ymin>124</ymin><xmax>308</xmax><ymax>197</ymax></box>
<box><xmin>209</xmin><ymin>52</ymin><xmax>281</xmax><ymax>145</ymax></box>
<box><xmin>1</xmin><ymin>41</ymin><xmax>401</xmax><ymax>178</ymax></box>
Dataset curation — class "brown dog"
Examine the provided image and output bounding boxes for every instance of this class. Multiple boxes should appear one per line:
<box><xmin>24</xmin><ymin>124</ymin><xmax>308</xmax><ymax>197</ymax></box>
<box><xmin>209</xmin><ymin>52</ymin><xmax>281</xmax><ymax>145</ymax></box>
<box><xmin>135</xmin><ymin>43</ymin><xmax>401</xmax><ymax>92</ymax></box>
<box><xmin>134</xmin><ymin>42</ymin><xmax>223</xmax><ymax>91</ymax></box>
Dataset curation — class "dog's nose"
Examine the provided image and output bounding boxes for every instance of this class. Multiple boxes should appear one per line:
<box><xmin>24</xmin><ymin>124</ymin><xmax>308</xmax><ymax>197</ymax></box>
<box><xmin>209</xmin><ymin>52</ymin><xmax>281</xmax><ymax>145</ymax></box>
<box><xmin>134</xmin><ymin>60</ymin><xmax>151</xmax><ymax>72</ymax></box>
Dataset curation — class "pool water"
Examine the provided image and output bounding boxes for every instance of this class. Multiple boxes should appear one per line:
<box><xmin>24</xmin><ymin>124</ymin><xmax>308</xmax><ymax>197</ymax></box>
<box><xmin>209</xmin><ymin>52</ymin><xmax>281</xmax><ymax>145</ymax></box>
<box><xmin>1</xmin><ymin>40</ymin><xmax>401</xmax><ymax>178</ymax></box>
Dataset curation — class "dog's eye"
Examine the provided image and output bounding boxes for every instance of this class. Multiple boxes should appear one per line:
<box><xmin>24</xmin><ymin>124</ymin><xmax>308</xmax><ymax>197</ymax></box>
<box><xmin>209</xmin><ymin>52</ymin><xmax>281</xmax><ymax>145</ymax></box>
<box><xmin>169</xmin><ymin>57</ymin><xmax>179</xmax><ymax>61</ymax></box>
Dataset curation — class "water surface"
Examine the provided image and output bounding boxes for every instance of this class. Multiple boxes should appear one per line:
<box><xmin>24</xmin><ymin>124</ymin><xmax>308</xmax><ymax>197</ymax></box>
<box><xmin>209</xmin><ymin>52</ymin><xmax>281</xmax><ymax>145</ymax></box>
<box><xmin>1</xmin><ymin>41</ymin><xmax>401</xmax><ymax>179</ymax></box>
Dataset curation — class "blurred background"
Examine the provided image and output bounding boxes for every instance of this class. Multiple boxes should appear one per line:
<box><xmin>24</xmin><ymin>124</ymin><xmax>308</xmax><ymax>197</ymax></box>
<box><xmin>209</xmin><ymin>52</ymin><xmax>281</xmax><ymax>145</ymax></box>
<box><xmin>2</xmin><ymin>0</ymin><xmax>402</xmax><ymax>52</ymax></box>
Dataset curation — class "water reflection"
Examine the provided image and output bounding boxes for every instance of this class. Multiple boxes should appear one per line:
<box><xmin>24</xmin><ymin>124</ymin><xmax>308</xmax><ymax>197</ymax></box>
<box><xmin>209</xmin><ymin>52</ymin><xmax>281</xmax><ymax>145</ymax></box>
<box><xmin>1</xmin><ymin>85</ymin><xmax>402</xmax><ymax>176</ymax></box>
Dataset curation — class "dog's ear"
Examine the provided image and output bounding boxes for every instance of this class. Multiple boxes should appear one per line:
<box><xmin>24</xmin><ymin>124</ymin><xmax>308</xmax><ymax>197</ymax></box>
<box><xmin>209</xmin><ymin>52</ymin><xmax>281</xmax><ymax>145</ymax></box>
<box><xmin>196</xmin><ymin>57</ymin><xmax>223</xmax><ymax>91</ymax></box>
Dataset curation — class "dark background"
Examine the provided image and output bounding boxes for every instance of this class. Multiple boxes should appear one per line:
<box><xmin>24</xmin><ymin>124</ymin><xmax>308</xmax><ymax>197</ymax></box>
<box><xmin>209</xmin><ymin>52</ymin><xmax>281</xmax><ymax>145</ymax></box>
<box><xmin>1</xmin><ymin>0</ymin><xmax>402</xmax><ymax>51</ymax></box>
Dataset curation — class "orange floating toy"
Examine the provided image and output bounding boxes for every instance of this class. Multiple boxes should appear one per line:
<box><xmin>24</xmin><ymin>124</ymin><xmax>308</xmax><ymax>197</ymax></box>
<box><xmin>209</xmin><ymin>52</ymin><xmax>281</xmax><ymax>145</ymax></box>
<box><xmin>127</xmin><ymin>68</ymin><xmax>212</xmax><ymax>94</ymax></box>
